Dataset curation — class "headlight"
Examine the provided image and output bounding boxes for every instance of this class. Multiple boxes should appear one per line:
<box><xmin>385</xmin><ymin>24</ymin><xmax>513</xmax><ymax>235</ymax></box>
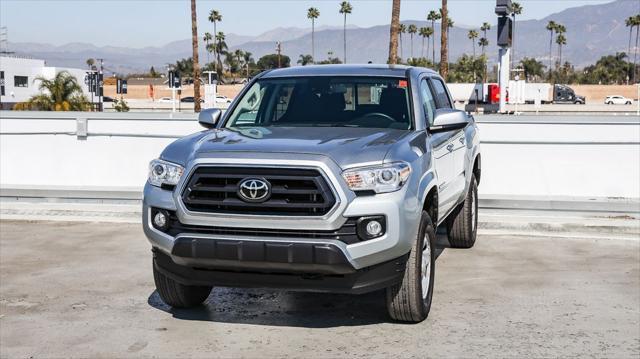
<box><xmin>148</xmin><ymin>159</ymin><xmax>184</xmax><ymax>187</ymax></box>
<box><xmin>342</xmin><ymin>162</ymin><xmax>411</xmax><ymax>193</ymax></box>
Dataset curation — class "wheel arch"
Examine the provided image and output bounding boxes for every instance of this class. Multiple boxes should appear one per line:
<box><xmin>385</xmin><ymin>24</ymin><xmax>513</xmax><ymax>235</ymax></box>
<box><xmin>473</xmin><ymin>153</ymin><xmax>481</xmax><ymax>185</ymax></box>
<box><xmin>421</xmin><ymin>185</ymin><xmax>439</xmax><ymax>226</ymax></box>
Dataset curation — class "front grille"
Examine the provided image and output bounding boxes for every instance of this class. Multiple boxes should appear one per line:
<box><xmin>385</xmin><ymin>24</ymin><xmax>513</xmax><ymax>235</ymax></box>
<box><xmin>165</xmin><ymin>212</ymin><xmax>360</xmax><ymax>245</ymax></box>
<box><xmin>181</xmin><ymin>166</ymin><xmax>336</xmax><ymax>216</ymax></box>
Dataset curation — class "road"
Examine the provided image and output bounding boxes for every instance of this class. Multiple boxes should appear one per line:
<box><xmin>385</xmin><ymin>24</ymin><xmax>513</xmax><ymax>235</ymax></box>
<box><xmin>0</xmin><ymin>221</ymin><xmax>638</xmax><ymax>358</ymax></box>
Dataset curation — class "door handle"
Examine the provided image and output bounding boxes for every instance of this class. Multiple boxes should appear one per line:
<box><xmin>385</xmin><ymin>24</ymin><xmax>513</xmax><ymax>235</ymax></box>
<box><xmin>446</xmin><ymin>144</ymin><xmax>454</xmax><ymax>152</ymax></box>
<box><xmin>459</xmin><ymin>137</ymin><xmax>465</xmax><ymax>144</ymax></box>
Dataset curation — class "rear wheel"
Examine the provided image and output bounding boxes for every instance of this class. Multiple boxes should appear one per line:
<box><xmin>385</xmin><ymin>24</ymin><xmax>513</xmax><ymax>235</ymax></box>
<box><xmin>446</xmin><ymin>175</ymin><xmax>478</xmax><ymax>249</ymax></box>
<box><xmin>153</xmin><ymin>261</ymin><xmax>212</xmax><ymax>308</ymax></box>
<box><xmin>386</xmin><ymin>211</ymin><xmax>436</xmax><ymax>323</ymax></box>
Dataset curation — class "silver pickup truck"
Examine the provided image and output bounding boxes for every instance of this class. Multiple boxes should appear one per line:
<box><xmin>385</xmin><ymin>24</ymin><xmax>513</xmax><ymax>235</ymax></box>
<box><xmin>143</xmin><ymin>65</ymin><xmax>481</xmax><ymax>323</ymax></box>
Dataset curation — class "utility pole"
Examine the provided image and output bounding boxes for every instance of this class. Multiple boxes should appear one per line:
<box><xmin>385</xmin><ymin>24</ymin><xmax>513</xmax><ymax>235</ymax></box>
<box><xmin>276</xmin><ymin>42</ymin><xmax>282</xmax><ymax>68</ymax></box>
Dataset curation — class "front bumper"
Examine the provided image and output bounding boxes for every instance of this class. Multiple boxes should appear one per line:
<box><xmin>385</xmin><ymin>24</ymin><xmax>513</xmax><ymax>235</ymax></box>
<box><xmin>153</xmin><ymin>248</ymin><xmax>408</xmax><ymax>294</ymax></box>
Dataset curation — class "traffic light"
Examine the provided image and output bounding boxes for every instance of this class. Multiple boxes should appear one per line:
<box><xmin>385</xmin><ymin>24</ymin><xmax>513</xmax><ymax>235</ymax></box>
<box><xmin>96</xmin><ymin>73</ymin><xmax>104</xmax><ymax>97</ymax></box>
<box><xmin>116</xmin><ymin>79</ymin><xmax>128</xmax><ymax>94</ymax></box>
<box><xmin>495</xmin><ymin>0</ymin><xmax>513</xmax><ymax>48</ymax></box>
<box><xmin>168</xmin><ymin>71</ymin><xmax>181</xmax><ymax>88</ymax></box>
<box><xmin>497</xmin><ymin>16</ymin><xmax>513</xmax><ymax>47</ymax></box>
<box><xmin>495</xmin><ymin>0</ymin><xmax>512</xmax><ymax>16</ymax></box>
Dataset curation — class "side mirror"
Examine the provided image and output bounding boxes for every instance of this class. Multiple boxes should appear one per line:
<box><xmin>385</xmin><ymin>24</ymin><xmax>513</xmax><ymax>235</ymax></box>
<box><xmin>198</xmin><ymin>108</ymin><xmax>222</xmax><ymax>129</ymax></box>
<box><xmin>430</xmin><ymin>108</ymin><xmax>469</xmax><ymax>133</ymax></box>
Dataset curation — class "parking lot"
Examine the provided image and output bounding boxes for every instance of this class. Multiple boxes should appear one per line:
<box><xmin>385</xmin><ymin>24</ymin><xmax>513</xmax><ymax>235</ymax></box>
<box><xmin>1</xmin><ymin>220</ymin><xmax>638</xmax><ymax>358</ymax></box>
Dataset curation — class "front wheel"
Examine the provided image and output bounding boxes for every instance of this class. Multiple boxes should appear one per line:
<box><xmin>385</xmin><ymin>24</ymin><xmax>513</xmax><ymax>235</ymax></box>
<box><xmin>153</xmin><ymin>261</ymin><xmax>212</xmax><ymax>308</ymax></box>
<box><xmin>446</xmin><ymin>175</ymin><xmax>478</xmax><ymax>248</ymax></box>
<box><xmin>386</xmin><ymin>211</ymin><xmax>436</xmax><ymax>323</ymax></box>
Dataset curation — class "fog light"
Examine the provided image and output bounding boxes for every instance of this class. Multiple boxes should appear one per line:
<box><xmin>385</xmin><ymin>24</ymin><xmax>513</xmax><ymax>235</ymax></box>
<box><xmin>366</xmin><ymin>220</ymin><xmax>383</xmax><ymax>236</ymax></box>
<box><xmin>153</xmin><ymin>210</ymin><xmax>168</xmax><ymax>231</ymax></box>
<box><xmin>356</xmin><ymin>216</ymin><xmax>386</xmax><ymax>241</ymax></box>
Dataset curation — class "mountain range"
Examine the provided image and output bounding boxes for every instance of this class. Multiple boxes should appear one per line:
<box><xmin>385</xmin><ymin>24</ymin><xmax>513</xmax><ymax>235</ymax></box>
<box><xmin>4</xmin><ymin>0</ymin><xmax>637</xmax><ymax>74</ymax></box>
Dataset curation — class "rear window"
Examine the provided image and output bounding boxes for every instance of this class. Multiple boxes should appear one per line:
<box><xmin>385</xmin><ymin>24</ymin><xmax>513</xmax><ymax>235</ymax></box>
<box><xmin>224</xmin><ymin>76</ymin><xmax>412</xmax><ymax>129</ymax></box>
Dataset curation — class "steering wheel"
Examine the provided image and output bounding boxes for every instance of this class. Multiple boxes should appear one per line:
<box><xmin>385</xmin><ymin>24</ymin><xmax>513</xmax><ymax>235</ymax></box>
<box><xmin>350</xmin><ymin>112</ymin><xmax>395</xmax><ymax>127</ymax></box>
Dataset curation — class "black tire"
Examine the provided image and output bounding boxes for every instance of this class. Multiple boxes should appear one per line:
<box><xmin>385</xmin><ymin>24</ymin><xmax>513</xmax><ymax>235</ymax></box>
<box><xmin>627</xmin><ymin>101</ymin><xmax>632</xmax><ymax>105</ymax></box>
<box><xmin>446</xmin><ymin>175</ymin><xmax>478</xmax><ymax>249</ymax></box>
<box><xmin>606</xmin><ymin>101</ymin><xmax>612</xmax><ymax>105</ymax></box>
<box><xmin>153</xmin><ymin>261</ymin><xmax>212</xmax><ymax>308</ymax></box>
<box><xmin>386</xmin><ymin>211</ymin><xmax>436</xmax><ymax>323</ymax></box>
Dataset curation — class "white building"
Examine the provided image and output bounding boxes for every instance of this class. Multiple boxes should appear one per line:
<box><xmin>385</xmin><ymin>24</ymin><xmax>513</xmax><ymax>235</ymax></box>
<box><xmin>0</xmin><ymin>55</ymin><xmax>91</xmax><ymax>109</ymax></box>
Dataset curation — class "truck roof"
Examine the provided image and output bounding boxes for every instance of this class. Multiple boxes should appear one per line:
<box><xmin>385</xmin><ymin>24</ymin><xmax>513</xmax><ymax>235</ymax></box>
<box><xmin>260</xmin><ymin>64</ymin><xmax>437</xmax><ymax>79</ymax></box>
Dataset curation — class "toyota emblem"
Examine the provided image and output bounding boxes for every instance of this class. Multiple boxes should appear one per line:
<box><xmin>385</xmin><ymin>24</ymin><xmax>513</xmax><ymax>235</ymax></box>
<box><xmin>237</xmin><ymin>178</ymin><xmax>271</xmax><ymax>203</ymax></box>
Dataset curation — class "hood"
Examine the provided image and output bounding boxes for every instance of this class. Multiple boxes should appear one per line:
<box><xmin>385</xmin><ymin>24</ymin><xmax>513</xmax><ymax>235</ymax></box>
<box><xmin>187</xmin><ymin>127</ymin><xmax>411</xmax><ymax>169</ymax></box>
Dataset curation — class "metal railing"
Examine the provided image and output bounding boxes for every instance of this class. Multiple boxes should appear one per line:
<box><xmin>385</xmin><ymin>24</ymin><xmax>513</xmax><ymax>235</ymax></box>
<box><xmin>1</xmin><ymin>111</ymin><xmax>639</xmax><ymax>145</ymax></box>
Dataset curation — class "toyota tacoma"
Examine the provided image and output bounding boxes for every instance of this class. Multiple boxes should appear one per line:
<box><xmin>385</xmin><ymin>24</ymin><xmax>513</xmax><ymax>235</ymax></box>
<box><xmin>143</xmin><ymin>65</ymin><xmax>481</xmax><ymax>323</ymax></box>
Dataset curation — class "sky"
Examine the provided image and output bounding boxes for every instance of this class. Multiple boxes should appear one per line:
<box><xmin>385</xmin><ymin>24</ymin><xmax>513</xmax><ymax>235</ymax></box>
<box><xmin>0</xmin><ymin>0</ymin><xmax>619</xmax><ymax>48</ymax></box>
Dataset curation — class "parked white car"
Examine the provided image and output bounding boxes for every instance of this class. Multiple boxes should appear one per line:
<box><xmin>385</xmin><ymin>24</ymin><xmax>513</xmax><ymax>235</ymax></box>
<box><xmin>605</xmin><ymin>95</ymin><xmax>633</xmax><ymax>105</ymax></box>
<box><xmin>215</xmin><ymin>95</ymin><xmax>232</xmax><ymax>104</ymax></box>
<box><xmin>158</xmin><ymin>97</ymin><xmax>174</xmax><ymax>103</ymax></box>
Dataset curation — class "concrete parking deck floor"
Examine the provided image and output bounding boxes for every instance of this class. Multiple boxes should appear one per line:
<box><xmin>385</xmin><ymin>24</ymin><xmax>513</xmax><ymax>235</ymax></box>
<box><xmin>1</xmin><ymin>220</ymin><xmax>638</xmax><ymax>358</ymax></box>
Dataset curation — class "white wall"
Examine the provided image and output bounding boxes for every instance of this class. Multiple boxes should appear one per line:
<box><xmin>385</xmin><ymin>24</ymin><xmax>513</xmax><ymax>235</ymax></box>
<box><xmin>0</xmin><ymin>56</ymin><xmax>46</xmax><ymax>103</ymax></box>
<box><xmin>0</xmin><ymin>56</ymin><xmax>92</xmax><ymax>104</ymax></box>
<box><xmin>1</xmin><ymin>112</ymin><xmax>639</xmax><ymax>200</ymax></box>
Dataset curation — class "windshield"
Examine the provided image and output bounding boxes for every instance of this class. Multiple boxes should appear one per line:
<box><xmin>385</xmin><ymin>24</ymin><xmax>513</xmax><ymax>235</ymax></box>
<box><xmin>224</xmin><ymin>76</ymin><xmax>412</xmax><ymax>129</ymax></box>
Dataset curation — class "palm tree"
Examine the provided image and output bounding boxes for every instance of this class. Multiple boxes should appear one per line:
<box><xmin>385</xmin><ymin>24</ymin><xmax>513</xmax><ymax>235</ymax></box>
<box><xmin>511</xmin><ymin>2</ymin><xmax>523</xmax><ymax>72</ymax></box>
<box><xmin>468</xmin><ymin>30</ymin><xmax>479</xmax><ymax>57</ymax></box>
<box><xmin>479</xmin><ymin>37</ymin><xmax>489</xmax><ymax>81</ymax></box>
<box><xmin>224</xmin><ymin>52</ymin><xmax>237</xmax><ymax>75</ymax></box>
<box><xmin>298</xmin><ymin>54</ymin><xmax>314</xmax><ymax>66</ymax></box>
<box><xmin>243</xmin><ymin>51</ymin><xmax>254</xmax><ymax>77</ymax></box>
<box><xmin>478</xmin><ymin>38</ymin><xmax>489</xmax><ymax>55</ymax></box>
<box><xmin>418</xmin><ymin>27</ymin><xmax>429</xmax><ymax>58</ymax></box>
<box><xmin>339</xmin><ymin>1</ymin><xmax>353</xmax><ymax>64</ymax></box>
<box><xmin>626</xmin><ymin>16</ymin><xmax>635</xmax><ymax>60</ymax></box>
<box><xmin>445</xmin><ymin>15</ymin><xmax>454</xmax><ymax>63</ymax></box>
<box><xmin>546</xmin><ymin>20</ymin><xmax>557</xmax><ymax>76</ymax></box>
<box><xmin>632</xmin><ymin>15</ymin><xmax>640</xmax><ymax>83</ymax></box>
<box><xmin>427</xmin><ymin>10</ymin><xmax>441</xmax><ymax>66</ymax></box>
<box><xmin>439</xmin><ymin>1</ymin><xmax>448</xmax><ymax>79</ymax></box>
<box><xmin>480</xmin><ymin>22</ymin><xmax>490</xmax><ymax>54</ymax></box>
<box><xmin>556</xmin><ymin>33</ymin><xmax>567</xmax><ymax>71</ymax></box>
<box><xmin>307</xmin><ymin>7</ymin><xmax>320</xmax><ymax>64</ymax></box>
<box><xmin>234</xmin><ymin>49</ymin><xmax>245</xmax><ymax>69</ymax></box>
<box><xmin>408</xmin><ymin>24</ymin><xmax>417</xmax><ymax>60</ymax></box>
<box><xmin>208</xmin><ymin>9</ymin><xmax>222</xmax><ymax>73</ymax></box>
<box><xmin>85</xmin><ymin>58</ymin><xmax>95</xmax><ymax>70</ymax></box>
<box><xmin>399</xmin><ymin>24</ymin><xmax>407</xmax><ymax>60</ymax></box>
<box><xmin>203</xmin><ymin>32</ymin><xmax>213</xmax><ymax>64</ymax></box>
<box><xmin>215</xmin><ymin>31</ymin><xmax>227</xmax><ymax>75</ymax></box>
<box><xmin>191</xmin><ymin>0</ymin><xmax>201</xmax><ymax>112</ymax></box>
<box><xmin>388</xmin><ymin>0</ymin><xmax>401</xmax><ymax>64</ymax></box>
<box><xmin>21</xmin><ymin>71</ymin><xmax>90</xmax><ymax>111</ymax></box>
<box><xmin>425</xmin><ymin>27</ymin><xmax>434</xmax><ymax>62</ymax></box>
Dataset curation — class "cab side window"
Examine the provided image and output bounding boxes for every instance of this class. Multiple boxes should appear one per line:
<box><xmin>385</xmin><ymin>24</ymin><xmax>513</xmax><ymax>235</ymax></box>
<box><xmin>429</xmin><ymin>78</ymin><xmax>453</xmax><ymax>109</ymax></box>
<box><xmin>419</xmin><ymin>79</ymin><xmax>437</xmax><ymax>127</ymax></box>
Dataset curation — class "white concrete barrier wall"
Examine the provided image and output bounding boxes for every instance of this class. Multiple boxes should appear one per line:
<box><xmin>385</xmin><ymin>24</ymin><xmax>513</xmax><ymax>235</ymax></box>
<box><xmin>1</xmin><ymin>111</ymin><xmax>639</xmax><ymax>199</ymax></box>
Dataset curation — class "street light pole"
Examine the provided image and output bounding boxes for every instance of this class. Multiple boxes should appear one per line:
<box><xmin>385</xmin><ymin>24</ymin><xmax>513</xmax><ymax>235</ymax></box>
<box><xmin>96</xmin><ymin>58</ymin><xmax>104</xmax><ymax>112</ymax></box>
<box><xmin>495</xmin><ymin>0</ymin><xmax>513</xmax><ymax>114</ymax></box>
<box><xmin>276</xmin><ymin>42</ymin><xmax>282</xmax><ymax>68</ymax></box>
